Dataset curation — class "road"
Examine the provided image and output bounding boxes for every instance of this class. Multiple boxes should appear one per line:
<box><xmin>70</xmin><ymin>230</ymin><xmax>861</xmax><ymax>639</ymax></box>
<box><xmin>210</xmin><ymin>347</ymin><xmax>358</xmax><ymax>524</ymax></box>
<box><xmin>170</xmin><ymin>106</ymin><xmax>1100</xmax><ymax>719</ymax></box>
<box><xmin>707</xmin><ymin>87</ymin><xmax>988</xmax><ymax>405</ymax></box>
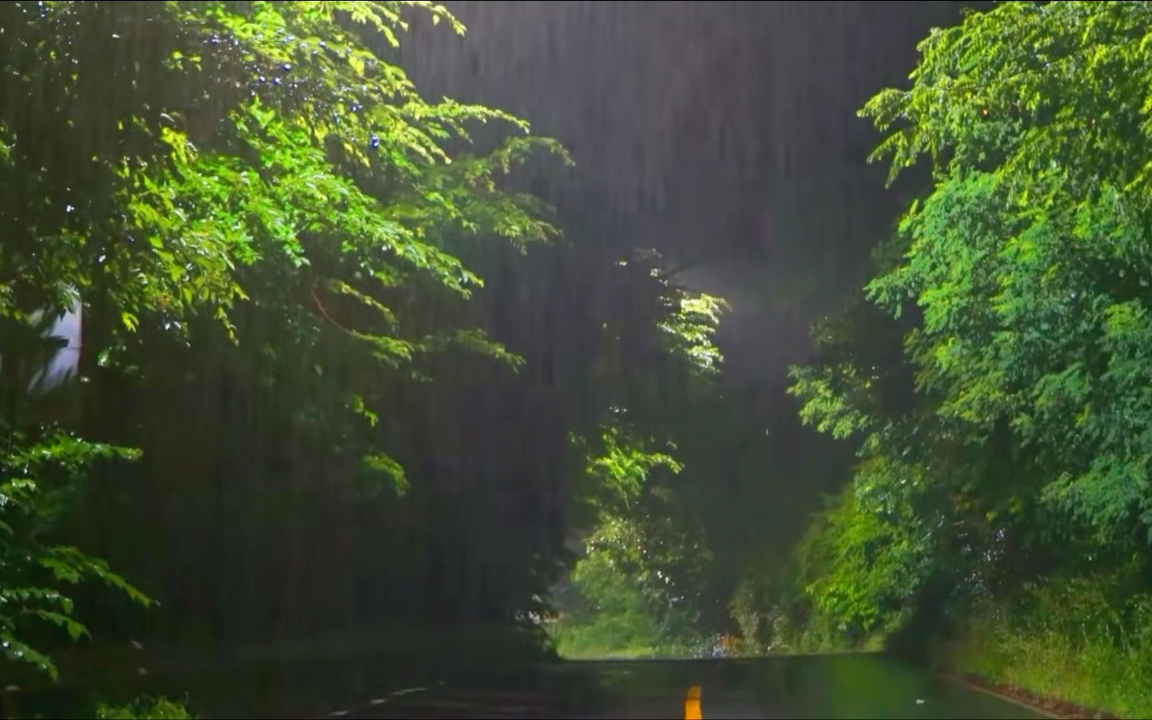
<box><xmin>325</xmin><ymin>655</ymin><xmax>1047</xmax><ymax>719</ymax></box>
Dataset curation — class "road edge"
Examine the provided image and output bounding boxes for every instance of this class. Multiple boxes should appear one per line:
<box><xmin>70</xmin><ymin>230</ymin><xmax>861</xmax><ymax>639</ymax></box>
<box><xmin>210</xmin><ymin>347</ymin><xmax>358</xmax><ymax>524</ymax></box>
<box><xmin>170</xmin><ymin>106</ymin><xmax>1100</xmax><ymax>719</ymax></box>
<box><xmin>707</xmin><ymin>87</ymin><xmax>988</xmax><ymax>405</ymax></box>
<box><xmin>949</xmin><ymin>673</ymin><xmax>1116</xmax><ymax>720</ymax></box>
<box><xmin>952</xmin><ymin>674</ymin><xmax>1060</xmax><ymax>719</ymax></box>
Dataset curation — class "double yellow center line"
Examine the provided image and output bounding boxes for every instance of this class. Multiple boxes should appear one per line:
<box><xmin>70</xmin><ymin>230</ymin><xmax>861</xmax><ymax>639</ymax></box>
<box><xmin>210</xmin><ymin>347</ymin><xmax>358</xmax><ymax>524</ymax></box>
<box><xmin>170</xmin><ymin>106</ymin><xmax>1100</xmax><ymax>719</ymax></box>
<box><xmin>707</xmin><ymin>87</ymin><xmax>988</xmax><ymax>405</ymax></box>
<box><xmin>685</xmin><ymin>684</ymin><xmax>703</xmax><ymax>720</ymax></box>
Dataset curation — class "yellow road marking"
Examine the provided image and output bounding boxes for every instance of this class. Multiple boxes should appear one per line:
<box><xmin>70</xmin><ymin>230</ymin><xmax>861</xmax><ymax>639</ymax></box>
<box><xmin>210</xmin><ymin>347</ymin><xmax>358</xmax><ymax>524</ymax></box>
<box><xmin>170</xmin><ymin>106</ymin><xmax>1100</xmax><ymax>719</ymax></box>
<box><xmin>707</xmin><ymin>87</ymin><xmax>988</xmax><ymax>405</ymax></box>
<box><xmin>685</xmin><ymin>684</ymin><xmax>703</xmax><ymax>720</ymax></box>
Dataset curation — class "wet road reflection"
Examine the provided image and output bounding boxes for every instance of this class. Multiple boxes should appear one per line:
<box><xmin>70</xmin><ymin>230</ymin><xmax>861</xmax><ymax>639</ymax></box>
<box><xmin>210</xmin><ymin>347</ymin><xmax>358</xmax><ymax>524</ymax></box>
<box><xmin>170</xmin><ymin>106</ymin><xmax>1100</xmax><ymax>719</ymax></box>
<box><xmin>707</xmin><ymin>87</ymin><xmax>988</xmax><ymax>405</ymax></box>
<box><xmin>335</xmin><ymin>655</ymin><xmax>1047</xmax><ymax>719</ymax></box>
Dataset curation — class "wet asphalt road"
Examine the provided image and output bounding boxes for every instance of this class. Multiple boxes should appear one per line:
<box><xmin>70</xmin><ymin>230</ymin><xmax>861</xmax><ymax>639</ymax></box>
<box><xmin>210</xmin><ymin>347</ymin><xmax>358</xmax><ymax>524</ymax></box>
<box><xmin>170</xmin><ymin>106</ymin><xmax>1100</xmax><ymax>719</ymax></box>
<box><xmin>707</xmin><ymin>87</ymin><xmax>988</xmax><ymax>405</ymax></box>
<box><xmin>327</xmin><ymin>655</ymin><xmax>1047</xmax><ymax>719</ymax></box>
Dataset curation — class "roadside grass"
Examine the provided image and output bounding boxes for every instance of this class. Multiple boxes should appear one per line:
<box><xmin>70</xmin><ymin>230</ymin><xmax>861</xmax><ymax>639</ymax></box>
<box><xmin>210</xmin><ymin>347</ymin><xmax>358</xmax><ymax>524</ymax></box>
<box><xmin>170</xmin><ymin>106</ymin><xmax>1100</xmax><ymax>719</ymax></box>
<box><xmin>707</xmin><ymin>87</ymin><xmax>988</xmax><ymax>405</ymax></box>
<box><xmin>96</xmin><ymin>696</ymin><xmax>194</xmax><ymax>719</ymax></box>
<box><xmin>549</xmin><ymin>615</ymin><xmax>661</xmax><ymax>660</ymax></box>
<box><xmin>547</xmin><ymin>612</ymin><xmax>714</xmax><ymax>660</ymax></box>
<box><xmin>947</xmin><ymin>578</ymin><xmax>1152</xmax><ymax>719</ymax></box>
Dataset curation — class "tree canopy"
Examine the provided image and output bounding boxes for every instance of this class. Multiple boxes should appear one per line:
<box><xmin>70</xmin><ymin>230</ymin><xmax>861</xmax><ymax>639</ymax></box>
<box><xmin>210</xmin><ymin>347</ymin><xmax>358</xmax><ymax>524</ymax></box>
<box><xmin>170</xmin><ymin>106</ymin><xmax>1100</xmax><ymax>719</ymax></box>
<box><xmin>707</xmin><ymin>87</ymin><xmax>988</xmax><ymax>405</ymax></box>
<box><xmin>784</xmin><ymin>0</ymin><xmax>1152</xmax><ymax>652</ymax></box>
<box><xmin>0</xmin><ymin>2</ymin><xmax>736</xmax><ymax>694</ymax></box>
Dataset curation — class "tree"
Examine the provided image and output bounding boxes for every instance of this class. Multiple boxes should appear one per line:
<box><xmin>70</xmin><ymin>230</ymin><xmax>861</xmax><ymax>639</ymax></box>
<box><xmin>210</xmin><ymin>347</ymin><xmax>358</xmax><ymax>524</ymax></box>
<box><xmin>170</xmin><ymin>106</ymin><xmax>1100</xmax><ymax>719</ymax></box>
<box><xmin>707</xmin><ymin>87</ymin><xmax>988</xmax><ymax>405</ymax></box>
<box><xmin>785</xmin><ymin>0</ymin><xmax>1152</xmax><ymax>653</ymax></box>
<box><xmin>1</xmin><ymin>0</ymin><xmax>567</xmax><ymax>676</ymax></box>
<box><xmin>546</xmin><ymin>268</ymin><xmax>731</xmax><ymax>657</ymax></box>
<box><xmin>862</xmin><ymin>0</ymin><xmax>1152</xmax><ymax>537</ymax></box>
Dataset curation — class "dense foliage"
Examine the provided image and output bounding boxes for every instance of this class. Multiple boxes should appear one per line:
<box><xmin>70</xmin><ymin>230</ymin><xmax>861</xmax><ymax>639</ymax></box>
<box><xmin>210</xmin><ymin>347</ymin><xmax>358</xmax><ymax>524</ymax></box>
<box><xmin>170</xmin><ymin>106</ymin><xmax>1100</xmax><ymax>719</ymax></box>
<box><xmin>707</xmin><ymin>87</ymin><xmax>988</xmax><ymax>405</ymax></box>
<box><xmin>767</xmin><ymin>1</ymin><xmax>1152</xmax><ymax>714</ymax></box>
<box><xmin>0</xmin><ymin>0</ymin><xmax>552</xmax><ymax>678</ymax></box>
<box><xmin>13</xmin><ymin>1</ymin><xmax>1152</xmax><ymax>717</ymax></box>
<box><xmin>547</xmin><ymin>290</ymin><xmax>729</xmax><ymax>658</ymax></box>
<box><xmin>555</xmin><ymin>7</ymin><xmax>1152</xmax><ymax>714</ymax></box>
<box><xmin>0</xmin><ymin>6</ymin><xmax>737</xmax><ymax>715</ymax></box>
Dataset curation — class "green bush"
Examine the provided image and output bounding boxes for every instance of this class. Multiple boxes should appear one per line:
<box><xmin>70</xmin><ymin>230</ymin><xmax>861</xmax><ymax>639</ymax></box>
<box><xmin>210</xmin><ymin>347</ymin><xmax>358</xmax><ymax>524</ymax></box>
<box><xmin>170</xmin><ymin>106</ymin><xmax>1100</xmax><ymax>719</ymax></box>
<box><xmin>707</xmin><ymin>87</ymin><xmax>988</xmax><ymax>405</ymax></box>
<box><xmin>96</xmin><ymin>696</ymin><xmax>194</xmax><ymax>720</ymax></box>
<box><xmin>950</xmin><ymin>575</ymin><xmax>1152</xmax><ymax>719</ymax></box>
<box><xmin>549</xmin><ymin>610</ymin><xmax>660</xmax><ymax>659</ymax></box>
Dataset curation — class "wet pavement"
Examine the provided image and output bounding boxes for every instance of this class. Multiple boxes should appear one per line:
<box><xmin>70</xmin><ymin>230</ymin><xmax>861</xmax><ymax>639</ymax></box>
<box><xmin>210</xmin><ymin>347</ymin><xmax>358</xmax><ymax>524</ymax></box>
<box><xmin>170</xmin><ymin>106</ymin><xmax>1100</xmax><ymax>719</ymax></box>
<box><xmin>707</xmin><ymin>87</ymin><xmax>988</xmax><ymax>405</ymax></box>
<box><xmin>328</xmin><ymin>655</ymin><xmax>1047</xmax><ymax>719</ymax></box>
